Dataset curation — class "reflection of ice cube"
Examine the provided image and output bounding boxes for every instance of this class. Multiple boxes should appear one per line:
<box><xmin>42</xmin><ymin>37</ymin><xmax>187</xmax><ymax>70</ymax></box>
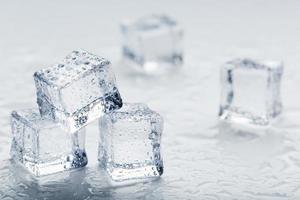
<box><xmin>121</xmin><ymin>14</ymin><xmax>183</xmax><ymax>75</ymax></box>
<box><xmin>10</xmin><ymin>109</ymin><xmax>87</xmax><ymax>176</ymax></box>
<box><xmin>219</xmin><ymin>58</ymin><xmax>283</xmax><ymax>126</ymax></box>
<box><xmin>98</xmin><ymin>103</ymin><xmax>164</xmax><ymax>182</ymax></box>
<box><xmin>34</xmin><ymin>49</ymin><xmax>123</xmax><ymax>133</ymax></box>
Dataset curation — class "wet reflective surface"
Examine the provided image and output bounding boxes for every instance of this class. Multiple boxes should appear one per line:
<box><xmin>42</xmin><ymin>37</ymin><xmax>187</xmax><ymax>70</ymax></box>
<box><xmin>1</xmin><ymin>0</ymin><xmax>300</xmax><ymax>199</ymax></box>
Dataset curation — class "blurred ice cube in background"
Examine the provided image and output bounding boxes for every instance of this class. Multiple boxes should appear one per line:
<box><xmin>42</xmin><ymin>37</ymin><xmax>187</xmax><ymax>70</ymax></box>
<box><xmin>121</xmin><ymin>14</ymin><xmax>183</xmax><ymax>75</ymax></box>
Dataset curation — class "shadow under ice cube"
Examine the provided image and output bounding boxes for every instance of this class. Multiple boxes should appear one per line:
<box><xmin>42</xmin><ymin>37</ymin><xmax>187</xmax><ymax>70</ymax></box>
<box><xmin>34</xmin><ymin>49</ymin><xmax>123</xmax><ymax>133</ymax></box>
<box><xmin>121</xmin><ymin>14</ymin><xmax>183</xmax><ymax>74</ymax></box>
<box><xmin>98</xmin><ymin>103</ymin><xmax>164</xmax><ymax>182</ymax></box>
<box><xmin>219</xmin><ymin>58</ymin><xmax>283</xmax><ymax>126</ymax></box>
<box><xmin>10</xmin><ymin>109</ymin><xmax>87</xmax><ymax>176</ymax></box>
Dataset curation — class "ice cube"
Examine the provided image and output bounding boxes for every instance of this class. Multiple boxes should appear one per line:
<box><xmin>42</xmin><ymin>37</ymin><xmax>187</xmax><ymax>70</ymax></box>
<box><xmin>34</xmin><ymin>49</ymin><xmax>123</xmax><ymax>133</ymax></box>
<box><xmin>219</xmin><ymin>58</ymin><xmax>283</xmax><ymax>126</ymax></box>
<box><xmin>10</xmin><ymin>109</ymin><xmax>88</xmax><ymax>176</ymax></box>
<box><xmin>121</xmin><ymin>14</ymin><xmax>183</xmax><ymax>74</ymax></box>
<box><xmin>98</xmin><ymin>103</ymin><xmax>164</xmax><ymax>181</ymax></box>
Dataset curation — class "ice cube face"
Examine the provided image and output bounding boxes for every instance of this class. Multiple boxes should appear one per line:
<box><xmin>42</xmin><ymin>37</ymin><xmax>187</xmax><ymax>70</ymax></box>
<box><xmin>98</xmin><ymin>103</ymin><xmax>164</xmax><ymax>182</ymax></box>
<box><xmin>34</xmin><ymin>49</ymin><xmax>123</xmax><ymax>133</ymax></box>
<box><xmin>219</xmin><ymin>58</ymin><xmax>283</xmax><ymax>126</ymax></box>
<box><xmin>121</xmin><ymin>14</ymin><xmax>183</xmax><ymax>74</ymax></box>
<box><xmin>10</xmin><ymin>109</ymin><xmax>88</xmax><ymax>176</ymax></box>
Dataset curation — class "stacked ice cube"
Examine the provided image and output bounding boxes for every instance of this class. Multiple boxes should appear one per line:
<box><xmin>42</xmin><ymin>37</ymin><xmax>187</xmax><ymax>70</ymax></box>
<box><xmin>10</xmin><ymin>49</ymin><xmax>164</xmax><ymax>182</ymax></box>
<box><xmin>34</xmin><ymin>50</ymin><xmax>122</xmax><ymax>133</ymax></box>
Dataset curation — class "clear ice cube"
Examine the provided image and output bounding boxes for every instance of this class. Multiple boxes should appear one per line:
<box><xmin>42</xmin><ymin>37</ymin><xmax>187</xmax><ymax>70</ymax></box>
<box><xmin>34</xmin><ymin>49</ymin><xmax>123</xmax><ymax>133</ymax></box>
<box><xmin>219</xmin><ymin>58</ymin><xmax>283</xmax><ymax>126</ymax></box>
<box><xmin>10</xmin><ymin>109</ymin><xmax>88</xmax><ymax>176</ymax></box>
<box><xmin>98</xmin><ymin>103</ymin><xmax>164</xmax><ymax>181</ymax></box>
<box><xmin>121</xmin><ymin>14</ymin><xmax>183</xmax><ymax>74</ymax></box>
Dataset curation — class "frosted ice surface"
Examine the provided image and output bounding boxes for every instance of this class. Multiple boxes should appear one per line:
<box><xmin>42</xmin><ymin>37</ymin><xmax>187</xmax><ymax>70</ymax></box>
<box><xmin>10</xmin><ymin>109</ymin><xmax>87</xmax><ymax>176</ymax></box>
<box><xmin>121</xmin><ymin>14</ymin><xmax>183</xmax><ymax>74</ymax></box>
<box><xmin>98</xmin><ymin>103</ymin><xmax>163</xmax><ymax>181</ymax></box>
<box><xmin>219</xmin><ymin>58</ymin><xmax>283</xmax><ymax>126</ymax></box>
<box><xmin>34</xmin><ymin>49</ymin><xmax>123</xmax><ymax>133</ymax></box>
